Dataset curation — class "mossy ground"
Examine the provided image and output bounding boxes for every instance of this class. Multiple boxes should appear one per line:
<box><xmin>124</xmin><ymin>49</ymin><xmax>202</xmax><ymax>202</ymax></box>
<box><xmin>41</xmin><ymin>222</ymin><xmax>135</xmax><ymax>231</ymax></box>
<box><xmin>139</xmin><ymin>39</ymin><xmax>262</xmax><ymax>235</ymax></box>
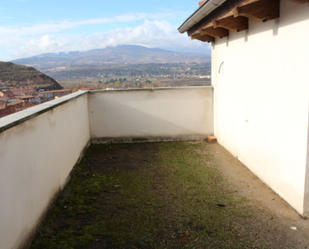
<box><xmin>30</xmin><ymin>141</ymin><xmax>267</xmax><ymax>249</ymax></box>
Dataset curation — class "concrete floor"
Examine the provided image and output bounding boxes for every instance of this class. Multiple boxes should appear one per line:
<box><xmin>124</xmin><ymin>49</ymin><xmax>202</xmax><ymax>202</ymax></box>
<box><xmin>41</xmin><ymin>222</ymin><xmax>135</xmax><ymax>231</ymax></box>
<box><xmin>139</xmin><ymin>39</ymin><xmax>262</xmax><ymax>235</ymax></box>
<box><xmin>210</xmin><ymin>142</ymin><xmax>309</xmax><ymax>249</ymax></box>
<box><xmin>30</xmin><ymin>141</ymin><xmax>309</xmax><ymax>249</ymax></box>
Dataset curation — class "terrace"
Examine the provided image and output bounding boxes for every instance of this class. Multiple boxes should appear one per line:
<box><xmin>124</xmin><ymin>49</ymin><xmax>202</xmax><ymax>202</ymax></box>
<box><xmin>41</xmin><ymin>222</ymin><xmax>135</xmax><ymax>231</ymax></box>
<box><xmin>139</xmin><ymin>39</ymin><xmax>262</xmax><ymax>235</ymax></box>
<box><xmin>1</xmin><ymin>87</ymin><xmax>309</xmax><ymax>249</ymax></box>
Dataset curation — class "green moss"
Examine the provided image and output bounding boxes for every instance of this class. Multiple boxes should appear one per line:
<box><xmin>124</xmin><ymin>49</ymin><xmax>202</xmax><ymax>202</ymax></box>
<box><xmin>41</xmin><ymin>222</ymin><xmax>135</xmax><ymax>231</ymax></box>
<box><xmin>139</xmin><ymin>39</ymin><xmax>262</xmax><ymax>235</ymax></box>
<box><xmin>30</xmin><ymin>142</ymin><xmax>265</xmax><ymax>249</ymax></box>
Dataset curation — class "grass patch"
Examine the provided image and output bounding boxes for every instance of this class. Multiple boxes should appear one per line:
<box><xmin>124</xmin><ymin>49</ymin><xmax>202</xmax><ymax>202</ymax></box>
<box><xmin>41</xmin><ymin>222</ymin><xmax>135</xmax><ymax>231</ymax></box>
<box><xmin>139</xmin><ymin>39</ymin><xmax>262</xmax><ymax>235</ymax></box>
<box><xmin>30</xmin><ymin>142</ymin><xmax>265</xmax><ymax>249</ymax></box>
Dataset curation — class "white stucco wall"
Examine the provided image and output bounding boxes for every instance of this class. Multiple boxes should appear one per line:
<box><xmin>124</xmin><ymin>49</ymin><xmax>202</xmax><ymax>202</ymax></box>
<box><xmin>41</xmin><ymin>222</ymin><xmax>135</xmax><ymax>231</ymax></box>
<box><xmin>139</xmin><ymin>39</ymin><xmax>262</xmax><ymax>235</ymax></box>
<box><xmin>0</xmin><ymin>92</ymin><xmax>90</xmax><ymax>249</ymax></box>
<box><xmin>88</xmin><ymin>87</ymin><xmax>213</xmax><ymax>140</ymax></box>
<box><xmin>212</xmin><ymin>0</ymin><xmax>309</xmax><ymax>215</ymax></box>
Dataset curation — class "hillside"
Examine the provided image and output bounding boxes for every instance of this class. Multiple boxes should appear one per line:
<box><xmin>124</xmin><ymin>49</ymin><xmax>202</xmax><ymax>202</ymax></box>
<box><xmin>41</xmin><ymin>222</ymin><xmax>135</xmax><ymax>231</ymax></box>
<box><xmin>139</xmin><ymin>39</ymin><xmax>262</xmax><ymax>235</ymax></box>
<box><xmin>0</xmin><ymin>62</ymin><xmax>63</xmax><ymax>90</ymax></box>
<box><xmin>12</xmin><ymin>45</ymin><xmax>210</xmax><ymax>69</ymax></box>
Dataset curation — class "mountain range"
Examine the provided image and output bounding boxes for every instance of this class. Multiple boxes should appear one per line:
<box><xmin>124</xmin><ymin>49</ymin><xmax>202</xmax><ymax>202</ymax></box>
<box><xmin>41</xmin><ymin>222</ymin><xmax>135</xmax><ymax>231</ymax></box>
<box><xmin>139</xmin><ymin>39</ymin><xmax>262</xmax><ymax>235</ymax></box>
<box><xmin>12</xmin><ymin>45</ymin><xmax>210</xmax><ymax>69</ymax></box>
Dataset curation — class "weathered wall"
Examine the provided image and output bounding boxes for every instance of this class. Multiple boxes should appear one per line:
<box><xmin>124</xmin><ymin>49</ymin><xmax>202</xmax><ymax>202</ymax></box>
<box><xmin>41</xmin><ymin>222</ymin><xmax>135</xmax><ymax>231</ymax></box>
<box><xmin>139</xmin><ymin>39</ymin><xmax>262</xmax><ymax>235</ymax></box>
<box><xmin>212</xmin><ymin>0</ymin><xmax>309</xmax><ymax>215</ymax></box>
<box><xmin>88</xmin><ymin>87</ymin><xmax>213</xmax><ymax>141</ymax></box>
<box><xmin>0</xmin><ymin>92</ymin><xmax>90</xmax><ymax>249</ymax></box>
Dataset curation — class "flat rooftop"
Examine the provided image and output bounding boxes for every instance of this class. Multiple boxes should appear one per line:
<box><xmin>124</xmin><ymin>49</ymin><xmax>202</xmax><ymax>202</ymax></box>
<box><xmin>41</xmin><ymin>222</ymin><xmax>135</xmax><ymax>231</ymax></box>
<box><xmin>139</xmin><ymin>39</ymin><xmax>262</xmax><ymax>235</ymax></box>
<box><xmin>29</xmin><ymin>141</ymin><xmax>309</xmax><ymax>249</ymax></box>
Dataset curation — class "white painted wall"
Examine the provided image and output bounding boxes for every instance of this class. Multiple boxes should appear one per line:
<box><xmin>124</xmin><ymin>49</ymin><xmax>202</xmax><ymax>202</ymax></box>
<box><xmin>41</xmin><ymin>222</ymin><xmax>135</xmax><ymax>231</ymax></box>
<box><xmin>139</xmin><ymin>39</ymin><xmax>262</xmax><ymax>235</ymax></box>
<box><xmin>0</xmin><ymin>92</ymin><xmax>90</xmax><ymax>249</ymax></box>
<box><xmin>212</xmin><ymin>0</ymin><xmax>309</xmax><ymax>216</ymax></box>
<box><xmin>88</xmin><ymin>87</ymin><xmax>213</xmax><ymax>140</ymax></box>
<box><xmin>0</xmin><ymin>88</ymin><xmax>213</xmax><ymax>249</ymax></box>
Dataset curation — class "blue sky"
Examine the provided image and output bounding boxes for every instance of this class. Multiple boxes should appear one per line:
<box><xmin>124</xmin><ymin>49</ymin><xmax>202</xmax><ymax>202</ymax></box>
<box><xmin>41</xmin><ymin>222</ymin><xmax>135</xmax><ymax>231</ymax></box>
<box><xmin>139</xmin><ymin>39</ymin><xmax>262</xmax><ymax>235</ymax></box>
<box><xmin>0</xmin><ymin>0</ymin><xmax>211</xmax><ymax>61</ymax></box>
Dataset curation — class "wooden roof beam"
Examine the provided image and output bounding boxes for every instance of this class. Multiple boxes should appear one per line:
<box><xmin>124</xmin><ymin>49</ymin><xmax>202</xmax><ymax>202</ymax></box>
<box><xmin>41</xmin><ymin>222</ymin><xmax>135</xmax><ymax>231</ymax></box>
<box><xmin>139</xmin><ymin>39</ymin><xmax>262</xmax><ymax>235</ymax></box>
<box><xmin>213</xmin><ymin>16</ymin><xmax>249</xmax><ymax>32</ymax></box>
<box><xmin>191</xmin><ymin>33</ymin><xmax>215</xmax><ymax>43</ymax></box>
<box><xmin>233</xmin><ymin>0</ymin><xmax>280</xmax><ymax>22</ymax></box>
<box><xmin>187</xmin><ymin>0</ymin><xmax>250</xmax><ymax>37</ymax></box>
<box><xmin>287</xmin><ymin>0</ymin><xmax>308</xmax><ymax>3</ymax></box>
<box><xmin>201</xmin><ymin>27</ymin><xmax>229</xmax><ymax>38</ymax></box>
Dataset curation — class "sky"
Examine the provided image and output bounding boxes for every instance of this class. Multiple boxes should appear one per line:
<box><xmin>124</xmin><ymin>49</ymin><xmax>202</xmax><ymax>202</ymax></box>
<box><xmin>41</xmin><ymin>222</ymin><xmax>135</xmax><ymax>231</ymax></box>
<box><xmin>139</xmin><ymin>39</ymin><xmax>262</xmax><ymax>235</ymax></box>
<box><xmin>0</xmin><ymin>0</ymin><xmax>211</xmax><ymax>61</ymax></box>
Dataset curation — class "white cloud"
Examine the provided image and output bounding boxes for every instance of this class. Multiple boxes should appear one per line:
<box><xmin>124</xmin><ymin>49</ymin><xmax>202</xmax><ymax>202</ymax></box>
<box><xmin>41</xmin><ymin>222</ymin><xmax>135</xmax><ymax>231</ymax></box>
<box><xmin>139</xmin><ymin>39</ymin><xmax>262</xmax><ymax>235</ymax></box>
<box><xmin>0</xmin><ymin>11</ymin><xmax>186</xmax><ymax>60</ymax></box>
<box><xmin>0</xmin><ymin>12</ymin><xmax>174</xmax><ymax>39</ymax></box>
<box><xmin>14</xmin><ymin>20</ymin><xmax>210</xmax><ymax>59</ymax></box>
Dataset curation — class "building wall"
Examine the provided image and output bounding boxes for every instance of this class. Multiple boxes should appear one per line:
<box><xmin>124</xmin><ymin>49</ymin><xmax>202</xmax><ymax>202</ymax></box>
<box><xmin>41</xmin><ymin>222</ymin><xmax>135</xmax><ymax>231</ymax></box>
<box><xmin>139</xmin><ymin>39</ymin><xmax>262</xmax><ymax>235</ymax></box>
<box><xmin>212</xmin><ymin>0</ymin><xmax>309</xmax><ymax>215</ymax></box>
<box><xmin>0</xmin><ymin>92</ymin><xmax>90</xmax><ymax>249</ymax></box>
<box><xmin>0</xmin><ymin>102</ymin><xmax>5</xmax><ymax>109</ymax></box>
<box><xmin>88</xmin><ymin>87</ymin><xmax>213</xmax><ymax>141</ymax></box>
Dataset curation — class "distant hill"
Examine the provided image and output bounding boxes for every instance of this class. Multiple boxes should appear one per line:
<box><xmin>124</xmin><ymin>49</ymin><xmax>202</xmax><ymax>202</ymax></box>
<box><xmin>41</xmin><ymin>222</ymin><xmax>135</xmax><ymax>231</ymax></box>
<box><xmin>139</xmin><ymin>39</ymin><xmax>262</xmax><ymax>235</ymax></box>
<box><xmin>0</xmin><ymin>61</ymin><xmax>63</xmax><ymax>90</ymax></box>
<box><xmin>12</xmin><ymin>45</ymin><xmax>210</xmax><ymax>69</ymax></box>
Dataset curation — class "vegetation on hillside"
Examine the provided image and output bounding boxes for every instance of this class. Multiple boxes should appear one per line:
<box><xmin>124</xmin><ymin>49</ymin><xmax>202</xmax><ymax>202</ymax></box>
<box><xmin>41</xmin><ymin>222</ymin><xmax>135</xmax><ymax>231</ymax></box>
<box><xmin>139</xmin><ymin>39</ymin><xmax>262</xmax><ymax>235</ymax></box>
<box><xmin>0</xmin><ymin>62</ymin><xmax>63</xmax><ymax>90</ymax></box>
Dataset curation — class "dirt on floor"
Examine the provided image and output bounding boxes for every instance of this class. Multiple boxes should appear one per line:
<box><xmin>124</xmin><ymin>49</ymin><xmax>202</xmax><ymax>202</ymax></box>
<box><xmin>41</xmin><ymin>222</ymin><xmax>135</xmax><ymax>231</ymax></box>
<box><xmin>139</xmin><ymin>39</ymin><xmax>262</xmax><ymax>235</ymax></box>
<box><xmin>29</xmin><ymin>141</ymin><xmax>309</xmax><ymax>249</ymax></box>
<box><xmin>211</xmin><ymin>143</ymin><xmax>309</xmax><ymax>249</ymax></box>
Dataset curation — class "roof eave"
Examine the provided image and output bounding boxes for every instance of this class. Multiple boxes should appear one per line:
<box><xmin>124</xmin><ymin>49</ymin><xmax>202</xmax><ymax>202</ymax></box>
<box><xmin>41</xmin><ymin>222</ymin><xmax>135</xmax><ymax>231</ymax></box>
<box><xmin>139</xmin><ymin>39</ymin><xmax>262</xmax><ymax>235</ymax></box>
<box><xmin>178</xmin><ymin>0</ymin><xmax>228</xmax><ymax>34</ymax></box>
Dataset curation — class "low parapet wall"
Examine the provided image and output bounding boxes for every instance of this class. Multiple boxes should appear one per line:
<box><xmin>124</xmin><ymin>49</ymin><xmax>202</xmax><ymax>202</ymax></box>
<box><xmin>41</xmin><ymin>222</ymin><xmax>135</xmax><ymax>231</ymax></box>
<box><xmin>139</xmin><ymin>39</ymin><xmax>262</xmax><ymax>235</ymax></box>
<box><xmin>0</xmin><ymin>87</ymin><xmax>214</xmax><ymax>249</ymax></box>
<box><xmin>88</xmin><ymin>87</ymin><xmax>214</xmax><ymax>142</ymax></box>
<box><xmin>0</xmin><ymin>91</ymin><xmax>90</xmax><ymax>249</ymax></box>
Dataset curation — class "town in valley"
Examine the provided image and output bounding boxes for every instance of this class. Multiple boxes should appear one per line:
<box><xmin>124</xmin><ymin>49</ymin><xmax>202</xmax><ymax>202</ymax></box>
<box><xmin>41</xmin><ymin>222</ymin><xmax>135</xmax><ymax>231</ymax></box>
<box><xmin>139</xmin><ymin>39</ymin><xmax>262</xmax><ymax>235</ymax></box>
<box><xmin>0</xmin><ymin>45</ymin><xmax>211</xmax><ymax>118</ymax></box>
